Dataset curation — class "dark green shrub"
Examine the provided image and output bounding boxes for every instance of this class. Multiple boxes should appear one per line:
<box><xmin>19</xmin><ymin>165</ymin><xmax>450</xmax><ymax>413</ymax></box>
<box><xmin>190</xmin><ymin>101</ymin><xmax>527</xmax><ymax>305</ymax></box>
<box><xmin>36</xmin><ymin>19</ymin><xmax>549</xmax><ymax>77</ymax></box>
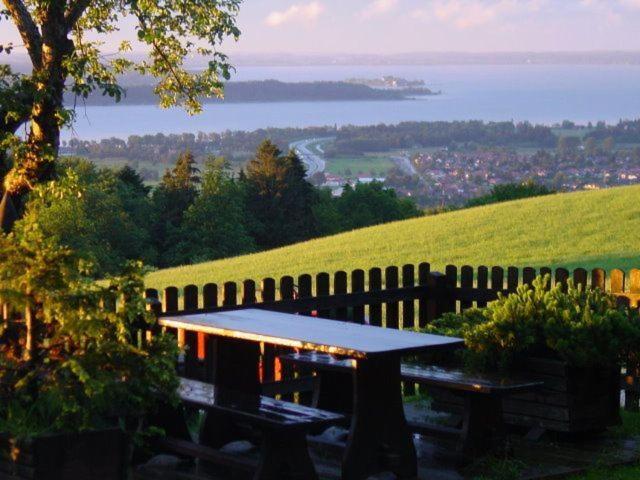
<box><xmin>425</xmin><ymin>275</ymin><xmax>640</xmax><ymax>372</ymax></box>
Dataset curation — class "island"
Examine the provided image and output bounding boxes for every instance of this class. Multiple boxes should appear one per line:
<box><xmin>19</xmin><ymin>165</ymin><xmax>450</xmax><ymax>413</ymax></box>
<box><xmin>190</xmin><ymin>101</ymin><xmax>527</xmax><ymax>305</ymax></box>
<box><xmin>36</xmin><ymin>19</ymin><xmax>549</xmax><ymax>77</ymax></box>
<box><xmin>66</xmin><ymin>79</ymin><xmax>440</xmax><ymax>106</ymax></box>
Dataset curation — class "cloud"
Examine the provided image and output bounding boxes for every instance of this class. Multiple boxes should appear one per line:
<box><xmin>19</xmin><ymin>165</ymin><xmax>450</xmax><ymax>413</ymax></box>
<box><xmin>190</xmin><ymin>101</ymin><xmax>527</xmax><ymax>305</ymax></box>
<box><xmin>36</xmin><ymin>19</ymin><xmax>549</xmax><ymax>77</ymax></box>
<box><xmin>361</xmin><ymin>0</ymin><xmax>399</xmax><ymax>18</ymax></box>
<box><xmin>411</xmin><ymin>0</ymin><xmax>547</xmax><ymax>29</ymax></box>
<box><xmin>265</xmin><ymin>2</ymin><xmax>325</xmax><ymax>27</ymax></box>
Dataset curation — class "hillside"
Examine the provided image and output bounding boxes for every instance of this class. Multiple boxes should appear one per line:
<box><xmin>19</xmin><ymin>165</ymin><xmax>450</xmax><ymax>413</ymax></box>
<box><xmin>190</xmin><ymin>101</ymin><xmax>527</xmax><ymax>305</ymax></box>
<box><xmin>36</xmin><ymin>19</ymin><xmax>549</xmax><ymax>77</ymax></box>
<box><xmin>146</xmin><ymin>185</ymin><xmax>640</xmax><ymax>291</ymax></box>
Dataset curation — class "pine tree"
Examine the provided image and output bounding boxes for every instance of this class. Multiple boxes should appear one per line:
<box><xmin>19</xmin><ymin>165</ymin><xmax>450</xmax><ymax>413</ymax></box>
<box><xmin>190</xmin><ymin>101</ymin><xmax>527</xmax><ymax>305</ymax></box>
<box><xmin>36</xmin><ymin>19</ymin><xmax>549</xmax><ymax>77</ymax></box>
<box><xmin>151</xmin><ymin>150</ymin><xmax>201</xmax><ymax>266</ymax></box>
<box><xmin>243</xmin><ymin>140</ymin><xmax>317</xmax><ymax>248</ymax></box>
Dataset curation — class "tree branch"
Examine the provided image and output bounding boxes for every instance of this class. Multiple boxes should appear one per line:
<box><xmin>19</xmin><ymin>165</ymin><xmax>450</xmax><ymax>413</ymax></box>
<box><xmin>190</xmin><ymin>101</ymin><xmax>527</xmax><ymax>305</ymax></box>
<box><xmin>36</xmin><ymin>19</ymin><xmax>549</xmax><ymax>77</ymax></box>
<box><xmin>2</xmin><ymin>0</ymin><xmax>42</xmax><ymax>68</ymax></box>
<box><xmin>64</xmin><ymin>0</ymin><xmax>91</xmax><ymax>32</ymax></box>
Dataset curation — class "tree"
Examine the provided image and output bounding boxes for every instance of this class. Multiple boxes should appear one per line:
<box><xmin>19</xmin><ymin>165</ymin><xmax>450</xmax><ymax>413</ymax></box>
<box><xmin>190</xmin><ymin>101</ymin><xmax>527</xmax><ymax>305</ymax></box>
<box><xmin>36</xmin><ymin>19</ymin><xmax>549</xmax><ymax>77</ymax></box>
<box><xmin>177</xmin><ymin>158</ymin><xmax>255</xmax><ymax>264</ymax></box>
<box><xmin>0</xmin><ymin>0</ymin><xmax>241</xmax><ymax>198</ymax></box>
<box><xmin>334</xmin><ymin>182</ymin><xmax>422</xmax><ymax>231</ymax></box>
<box><xmin>583</xmin><ymin>137</ymin><xmax>598</xmax><ymax>156</ymax></box>
<box><xmin>243</xmin><ymin>140</ymin><xmax>317</xmax><ymax>249</ymax></box>
<box><xmin>22</xmin><ymin>158</ymin><xmax>155</xmax><ymax>275</ymax></box>
<box><xmin>151</xmin><ymin>151</ymin><xmax>200</xmax><ymax>266</ymax></box>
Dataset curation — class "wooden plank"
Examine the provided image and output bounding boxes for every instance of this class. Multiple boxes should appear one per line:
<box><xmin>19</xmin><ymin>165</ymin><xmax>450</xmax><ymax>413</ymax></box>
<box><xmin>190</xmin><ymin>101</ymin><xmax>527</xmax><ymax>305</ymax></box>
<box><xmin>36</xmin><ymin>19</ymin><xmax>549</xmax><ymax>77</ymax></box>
<box><xmin>223</xmin><ymin>282</ymin><xmax>237</xmax><ymax>307</ymax></box>
<box><xmin>573</xmin><ymin>268</ymin><xmax>588</xmax><ymax>290</ymax></box>
<box><xmin>539</xmin><ymin>267</ymin><xmax>552</xmax><ymax>289</ymax></box>
<box><xmin>591</xmin><ymin>268</ymin><xmax>606</xmax><ymax>290</ymax></box>
<box><xmin>611</xmin><ymin>269</ymin><xmax>625</xmax><ymax>294</ymax></box>
<box><xmin>296</xmin><ymin>273</ymin><xmax>315</xmax><ymax>404</ymax></box>
<box><xmin>369</xmin><ymin>268</ymin><xmax>382</xmax><ymax>327</ymax></box>
<box><xmin>555</xmin><ymin>268</ymin><xmax>569</xmax><ymax>292</ymax></box>
<box><xmin>261</xmin><ymin>278</ymin><xmax>277</xmax><ymax>383</ymax></box>
<box><xmin>491</xmin><ymin>266</ymin><xmax>504</xmax><ymax>292</ymax></box>
<box><xmin>184</xmin><ymin>285</ymin><xmax>199</xmax><ymax>311</ymax></box>
<box><xmin>385</xmin><ymin>266</ymin><xmax>400</xmax><ymax>329</ymax></box>
<box><xmin>445</xmin><ymin>265</ymin><xmax>458</xmax><ymax>313</ymax></box>
<box><xmin>297</xmin><ymin>274</ymin><xmax>313</xmax><ymax>316</ymax></box>
<box><xmin>164</xmin><ymin>287</ymin><xmax>179</xmax><ymax>313</ymax></box>
<box><xmin>316</xmin><ymin>272</ymin><xmax>331</xmax><ymax>319</ymax></box>
<box><xmin>476</xmin><ymin>266</ymin><xmax>489</xmax><ymax>308</ymax></box>
<box><xmin>507</xmin><ymin>266</ymin><xmax>519</xmax><ymax>293</ymax></box>
<box><xmin>183</xmin><ymin>285</ymin><xmax>202</xmax><ymax>364</ymax></box>
<box><xmin>202</xmin><ymin>283</ymin><xmax>218</xmax><ymax>309</ymax></box>
<box><xmin>630</xmin><ymin>269</ymin><xmax>640</xmax><ymax>294</ymax></box>
<box><xmin>351</xmin><ymin>269</ymin><xmax>365</xmax><ymax>324</ymax></box>
<box><xmin>279</xmin><ymin>276</ymin><xmax>296</xmax><ymax>401</ymax></box>
<box><xmin>243</xmin><ymin>280</ymin><xmax>256</xmax><ymax>306</ymax></box>
<box><xmin>417</xmin><ymin>263</ymin><xmax>430</xmax><ymax>327</ymax></box>
<box><xmin>460</xmin><ymin>266</ymin><xmax>473</xmax><ymax>311</ymax></box>
<box><xmin>402</xmin><ymin>264</ymin><xmax>415</xmax><ymax>329</ymax></box>
<box><xmin>334</xmin><ymin>271</ymin><xmax>348</xmax><ymax>321</ymax></box>
<box><xmin>522</xmin><ymin>267</ymin><xmax>536</xmax><ymax>287</ymax></box>
<box><xmin>428</xmin><ymin>272</ymin><xmax>448</xmax><ymax>320</ymax></box>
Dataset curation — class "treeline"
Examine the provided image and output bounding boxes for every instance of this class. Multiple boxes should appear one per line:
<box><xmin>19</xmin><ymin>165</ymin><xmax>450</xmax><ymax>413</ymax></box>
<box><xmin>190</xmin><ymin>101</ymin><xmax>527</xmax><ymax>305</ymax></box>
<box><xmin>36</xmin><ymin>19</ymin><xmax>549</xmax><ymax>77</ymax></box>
<box><xmin>326</xmin><ymin>121</ymin><xmax>557</xmax><ymax>156</ymax></box>
<box><xmin>66</xmin><ymin>80</ymin><xmax>436</xmax><ymax>106</ymax></box>
<box><xmin>65</xmin><ymin>127</ymin><xmax>336</xmax><ymax>166</ymax></box>
<box><xmin>584</xmin><ymin>119</ymin><xmax>640</xmax><ymax>144</ymax></box>
<box><xmin>64</xmin><ymin>120</ymin><xmax>559</xmax><ymax>167</ymax></box>
<box><xmin>41</xmin><ymin>141</ymin><xmax>421</xmax><ymax>275</ymax></box>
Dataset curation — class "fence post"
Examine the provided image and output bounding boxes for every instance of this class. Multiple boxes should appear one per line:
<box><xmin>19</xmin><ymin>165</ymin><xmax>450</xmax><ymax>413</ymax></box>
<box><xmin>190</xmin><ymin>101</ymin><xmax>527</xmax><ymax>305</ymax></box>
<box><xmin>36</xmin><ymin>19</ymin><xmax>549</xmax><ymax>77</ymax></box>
<box><xmin>183</xmin><ymin>285</ymin><xmax>199</xmax><ymax>379</ymax></box>
<box><xmin>369</xmin><ymin>268</ymin><xmax>382</xmax><ymax>327</ymax></box>
<box><xmin>334</xmin><ymin>271</ymin><xmax>348</xmax><ymax>321</ymax></box>
<box><xmin>402</xmin><ymin>264</ymin><xmax>415</xmax><ymax>330</ymax></box>
<box><xmin>352</xmin><ymin>269</ymin><xmax>365</xmax><ymax>324</ymax></box>
<box><xmin>417</xmin><ymin>263</ymin><xmax>430</xmax><ymax>328</ymax></box>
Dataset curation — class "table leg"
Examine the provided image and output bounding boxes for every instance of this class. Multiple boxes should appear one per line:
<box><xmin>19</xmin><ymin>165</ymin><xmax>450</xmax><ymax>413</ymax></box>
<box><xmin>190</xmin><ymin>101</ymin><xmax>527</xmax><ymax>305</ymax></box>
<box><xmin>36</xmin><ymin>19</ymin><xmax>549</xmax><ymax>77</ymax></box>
<box><xmin>200</xmin><ymin>336</ymin><xmax>261</xmax><ymax>448</ymax></box>
<box><xmin>314</xmin><ymin>369</ymin><xmax>354</xmax><ymax>415</ymax></box>
<box><xmin>342</xmin><ymin>356</ymin><xmax>417</xmax><ymax>480</ymax></box>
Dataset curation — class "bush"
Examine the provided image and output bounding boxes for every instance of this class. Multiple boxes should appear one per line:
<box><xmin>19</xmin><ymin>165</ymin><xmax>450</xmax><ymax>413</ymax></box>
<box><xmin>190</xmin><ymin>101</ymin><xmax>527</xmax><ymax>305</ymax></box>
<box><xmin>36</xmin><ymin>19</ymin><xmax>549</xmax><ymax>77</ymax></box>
<box><xmin>425</xmin><ymin>275</ymin><xmax>640</xmax><ymax>372</ymax></box>
<box><xmin>0</xmin><ymin>180</ymin><xmax>178</xmax><ymax>440</ymax></box>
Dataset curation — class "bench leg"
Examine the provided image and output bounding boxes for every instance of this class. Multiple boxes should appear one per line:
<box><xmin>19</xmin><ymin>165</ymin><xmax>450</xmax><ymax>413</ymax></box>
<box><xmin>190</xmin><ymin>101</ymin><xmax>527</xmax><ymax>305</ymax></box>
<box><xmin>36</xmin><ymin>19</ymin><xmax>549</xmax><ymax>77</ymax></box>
<box><xmin>342</xmin><ymin>356</ymin><xmax>417</xmax><ymax>480</ymax></box>
<box><xmin>254</xmin><ymin>431</ymin><xmax>318</xmax><ymax>480</ymax></box>
<box><xmin>459</xmin><ymin>394</ymin><xmax>506</xmax><ymax>458</ymax></box>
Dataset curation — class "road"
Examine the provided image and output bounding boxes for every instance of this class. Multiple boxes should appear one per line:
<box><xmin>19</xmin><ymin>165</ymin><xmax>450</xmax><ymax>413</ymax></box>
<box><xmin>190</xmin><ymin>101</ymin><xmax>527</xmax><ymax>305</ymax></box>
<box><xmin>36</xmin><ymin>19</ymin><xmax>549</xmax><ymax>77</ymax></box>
<box><xmin>290</xmin><ymin>138</ymin><xmax>332</xmax><ymax>176</ymax></box>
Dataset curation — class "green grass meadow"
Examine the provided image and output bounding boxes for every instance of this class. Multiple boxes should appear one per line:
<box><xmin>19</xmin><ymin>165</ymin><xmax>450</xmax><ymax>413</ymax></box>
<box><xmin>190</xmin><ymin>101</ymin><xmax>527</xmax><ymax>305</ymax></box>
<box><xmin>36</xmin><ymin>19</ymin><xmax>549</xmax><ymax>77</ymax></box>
<box><xmin>324</xmin><ymin>155</ymin><xmax>396</xmax><ymax>177</ymax></box>
<box><xmin>146</xmin><ymin>184</ymin><xmax>640</xmax><ymax>291</ymax></box>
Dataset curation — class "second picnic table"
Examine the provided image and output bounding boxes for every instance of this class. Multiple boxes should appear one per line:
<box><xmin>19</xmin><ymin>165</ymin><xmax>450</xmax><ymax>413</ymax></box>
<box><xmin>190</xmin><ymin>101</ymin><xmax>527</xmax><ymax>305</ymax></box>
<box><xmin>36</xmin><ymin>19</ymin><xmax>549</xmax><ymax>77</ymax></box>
<box><xmin>160</xmin><ymin>308</ymin><xmax>463</xmax><ymax>480</ymax></box>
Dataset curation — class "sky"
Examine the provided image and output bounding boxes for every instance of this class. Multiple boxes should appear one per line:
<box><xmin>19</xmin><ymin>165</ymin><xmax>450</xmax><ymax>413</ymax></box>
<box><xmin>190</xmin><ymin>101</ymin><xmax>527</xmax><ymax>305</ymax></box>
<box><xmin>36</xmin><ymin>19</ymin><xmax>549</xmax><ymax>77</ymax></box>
<box><xmin>2</xmin><ymin>0</ymin><xmax>640</xmax><ymax>55</ymax></box>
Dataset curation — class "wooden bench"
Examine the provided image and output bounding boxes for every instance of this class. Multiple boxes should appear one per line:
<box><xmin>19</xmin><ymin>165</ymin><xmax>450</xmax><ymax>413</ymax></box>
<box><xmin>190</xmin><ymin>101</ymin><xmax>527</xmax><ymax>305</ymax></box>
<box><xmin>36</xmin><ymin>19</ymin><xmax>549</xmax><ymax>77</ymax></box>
<box><xmin>160</xmin><ymin>377</ymin><xmax>344</xmax><ymax>480</ymax></box>
<box><xmin>280</xmin><ymin>352</ymin><xmax>543</xmax><ymax>457</ymax></box>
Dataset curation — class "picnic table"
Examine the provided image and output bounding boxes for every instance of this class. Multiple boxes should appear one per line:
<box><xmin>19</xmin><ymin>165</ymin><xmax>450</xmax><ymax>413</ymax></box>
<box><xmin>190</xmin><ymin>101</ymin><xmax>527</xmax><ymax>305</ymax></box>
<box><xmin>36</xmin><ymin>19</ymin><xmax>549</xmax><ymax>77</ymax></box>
<box><xmin>160</xmin><ymin>308</ymin><xmax>463</xmax><ymax>480</ymax></box>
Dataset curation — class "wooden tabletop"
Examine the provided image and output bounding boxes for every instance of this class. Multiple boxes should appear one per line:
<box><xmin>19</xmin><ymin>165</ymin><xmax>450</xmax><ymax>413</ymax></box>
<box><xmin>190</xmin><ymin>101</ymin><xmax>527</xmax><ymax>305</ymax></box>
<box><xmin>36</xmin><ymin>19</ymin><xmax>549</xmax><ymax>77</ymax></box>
<box><xmin>160</xmin><ymin>308</ymin><xmax>463</xmax><ymax>358</ymax></box>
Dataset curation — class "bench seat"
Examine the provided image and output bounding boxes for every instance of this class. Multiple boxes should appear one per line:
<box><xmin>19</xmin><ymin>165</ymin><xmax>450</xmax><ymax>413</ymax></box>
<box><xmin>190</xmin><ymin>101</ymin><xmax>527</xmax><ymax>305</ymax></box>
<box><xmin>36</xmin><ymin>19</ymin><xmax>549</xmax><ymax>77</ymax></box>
<box><xmin>280</xmin><ymin>352</ymin><xmax>543</xmax><ymax>457</ymax></box>
<box><xmin>164</xmin><ymin>377</ymin><xmax>344</xmax><ymax>480</ymax></box>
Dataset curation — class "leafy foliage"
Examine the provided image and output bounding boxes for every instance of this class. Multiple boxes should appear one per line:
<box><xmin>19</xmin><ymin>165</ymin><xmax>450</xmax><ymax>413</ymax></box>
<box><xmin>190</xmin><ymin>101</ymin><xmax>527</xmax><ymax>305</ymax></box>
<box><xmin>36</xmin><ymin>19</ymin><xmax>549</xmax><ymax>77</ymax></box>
<box><xmin>23</xmin><ymin>158</ymin><xmax>155</xmax><ymax>275</ymax></box>
<box><xmin>425</xmin><ymin>275</ymin><xmax>640</xmax><ymax>372</ymax></box>
<box><xmin>0</xmin><ymin>183</ymin><xmax>178</xmax><ymax>438</ymax></box>
<box><xmin>1</xmin><ymin>0</ymin><xmax>241</xmax><ymax>195</ymax></box>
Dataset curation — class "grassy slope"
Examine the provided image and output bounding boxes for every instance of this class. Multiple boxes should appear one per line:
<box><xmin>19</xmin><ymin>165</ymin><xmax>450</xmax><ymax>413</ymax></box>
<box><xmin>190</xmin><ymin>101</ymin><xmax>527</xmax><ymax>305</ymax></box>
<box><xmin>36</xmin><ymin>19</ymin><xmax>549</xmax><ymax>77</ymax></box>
<box><xmin>146</xmin><ymin>185</ymin><xmax>640</xmax><ymax>291</ymax></box>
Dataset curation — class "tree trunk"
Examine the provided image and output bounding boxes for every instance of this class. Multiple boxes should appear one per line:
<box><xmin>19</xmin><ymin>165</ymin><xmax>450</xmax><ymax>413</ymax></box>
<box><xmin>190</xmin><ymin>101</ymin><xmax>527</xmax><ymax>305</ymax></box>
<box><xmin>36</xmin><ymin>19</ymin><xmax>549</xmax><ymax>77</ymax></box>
<box><xmin>4</xmin><ymin>3</ymin><xmax>73</xmax><ymax>197</ymax></box>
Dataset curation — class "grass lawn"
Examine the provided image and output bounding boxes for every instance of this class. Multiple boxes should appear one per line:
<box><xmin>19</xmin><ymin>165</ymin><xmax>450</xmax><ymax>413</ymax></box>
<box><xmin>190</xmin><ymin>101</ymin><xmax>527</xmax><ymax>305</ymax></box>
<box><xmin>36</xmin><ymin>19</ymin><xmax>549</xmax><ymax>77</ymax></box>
<box><xmin>324</xmin><ymin>155</ymin><xmax>396</xmax><ymax>177</ymax></box>
<box><xmin>146</xmin><ymin>184</ymin><xmax>640</xmax><ymax>291</ymax></box>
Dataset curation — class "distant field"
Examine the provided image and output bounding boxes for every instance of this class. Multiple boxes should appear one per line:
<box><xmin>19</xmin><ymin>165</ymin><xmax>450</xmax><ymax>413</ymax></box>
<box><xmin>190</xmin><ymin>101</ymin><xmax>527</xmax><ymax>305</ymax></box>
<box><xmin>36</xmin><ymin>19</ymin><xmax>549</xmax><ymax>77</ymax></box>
<box><xmin>146</xmin><ymin>184</ymin><xmax>640</xmax><ymax>291</ymax></box>
<box><xmin>325</xmin><ymin>155</ymin><xmax>396</xmax><ymax>177</ymax></box>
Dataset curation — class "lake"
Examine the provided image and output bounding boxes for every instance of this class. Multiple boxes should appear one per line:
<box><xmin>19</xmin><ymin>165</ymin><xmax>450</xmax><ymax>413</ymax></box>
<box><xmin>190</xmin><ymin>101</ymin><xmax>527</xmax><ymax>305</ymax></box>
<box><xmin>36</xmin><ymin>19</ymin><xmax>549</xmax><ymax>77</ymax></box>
<box><xmin>62</xmin><ymin>65</ymin><xmax>640</xmax><ymax>141</ymax></box>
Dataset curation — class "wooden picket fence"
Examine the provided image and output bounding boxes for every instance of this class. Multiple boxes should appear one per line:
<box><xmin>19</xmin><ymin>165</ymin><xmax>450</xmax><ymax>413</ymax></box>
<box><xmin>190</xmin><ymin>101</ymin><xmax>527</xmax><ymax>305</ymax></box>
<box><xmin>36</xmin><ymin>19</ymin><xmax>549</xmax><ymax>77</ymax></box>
<box><xmin>145</xmin><ymin>262</ymin><xmax>640</xmax><ymax>410</ymax></box>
